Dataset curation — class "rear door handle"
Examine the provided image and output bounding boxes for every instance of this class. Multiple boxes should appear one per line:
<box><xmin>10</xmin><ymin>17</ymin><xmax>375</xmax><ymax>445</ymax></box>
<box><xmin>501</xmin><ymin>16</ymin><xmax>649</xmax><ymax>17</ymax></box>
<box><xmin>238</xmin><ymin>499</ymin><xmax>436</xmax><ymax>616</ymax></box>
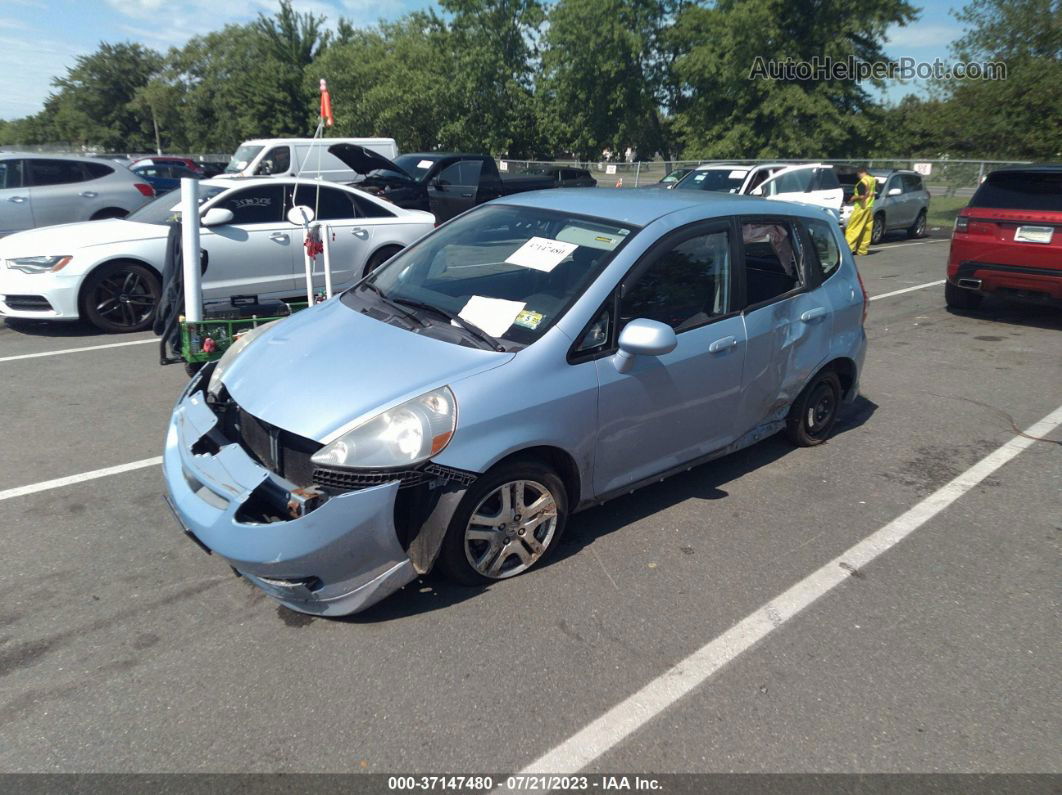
<box><xmin>800</xmin><ymin>307</ymin><xmax>828</xmax><ymax>322</ymax></box>
<box><xmin>351</xmin><ymin>227</ymin><xmax>368</xmax><ymax>239</ymax></box>
<box><xmin>8</xmin><ymin>196</ymin><xmax>27</xmax><ymax>203</ymax></box>
<box><xmin>460</xmin><ymin>193</ymin><xmax>473</xmax><ymax>198</ymax></box>
<box><xmin>79</xmin><ymin>191</ymin><xmax>98</xmax><ymax>198</ymax></box>
<box><xmin>270</xmin><ymin>232</ymin><xmax>289</xmax><ymax>242</ymax></box>
<box><xmin>708</xmin><ymin>335</ymin><xmax>738</xmax><ymax>353</ymax></box>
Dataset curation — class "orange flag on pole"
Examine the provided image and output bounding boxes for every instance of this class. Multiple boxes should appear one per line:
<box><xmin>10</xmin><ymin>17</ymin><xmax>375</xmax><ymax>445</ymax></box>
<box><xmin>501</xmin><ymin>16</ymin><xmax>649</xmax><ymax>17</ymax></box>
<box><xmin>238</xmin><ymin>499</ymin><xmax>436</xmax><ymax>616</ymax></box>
<box><xmin>320</xmin><ymin>79</ymin><xmax>334</xmax><ymax>127</ymax></box>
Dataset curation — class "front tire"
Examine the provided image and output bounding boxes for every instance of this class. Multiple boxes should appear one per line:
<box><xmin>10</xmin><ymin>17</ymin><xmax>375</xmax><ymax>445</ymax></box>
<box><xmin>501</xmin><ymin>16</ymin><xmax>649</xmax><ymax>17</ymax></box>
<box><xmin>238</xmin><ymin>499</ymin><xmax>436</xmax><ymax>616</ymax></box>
<box><xmin>786</xmin><ymin>370</ymin><xmax>842</xmax><ymax>447</ymax></box>
<box><xmin>870</xmin><ymin>214</ymin><xmax>885</xmax><ymax>245</ymax></box>
<box><xmin>907</xmin><ymin>210</ymin><xmax>927</xmax><ymax>239</ymax></box>
<box><xmin>81</xmin><ymin>261</ymin><xmax>161</xmax><ymax>333</ymax></box>
<box><xmin>437</xmin><ymin>460</ymin><xmax>568</xmax><ymax>586</ymax></box>
<box><xmin>945</xmin><ymin>280</ymin><xmax>983</xmax><ymax>310</ymax></box>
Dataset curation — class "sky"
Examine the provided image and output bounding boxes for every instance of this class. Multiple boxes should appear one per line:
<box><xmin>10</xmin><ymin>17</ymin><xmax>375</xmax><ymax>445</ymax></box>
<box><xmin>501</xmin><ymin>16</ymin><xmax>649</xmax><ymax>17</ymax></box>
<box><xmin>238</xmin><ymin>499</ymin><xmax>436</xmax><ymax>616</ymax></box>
<box><xmin>0</xmin><ymin>0</ymin><xmax>971</xmax><ymax>122</ymax></box>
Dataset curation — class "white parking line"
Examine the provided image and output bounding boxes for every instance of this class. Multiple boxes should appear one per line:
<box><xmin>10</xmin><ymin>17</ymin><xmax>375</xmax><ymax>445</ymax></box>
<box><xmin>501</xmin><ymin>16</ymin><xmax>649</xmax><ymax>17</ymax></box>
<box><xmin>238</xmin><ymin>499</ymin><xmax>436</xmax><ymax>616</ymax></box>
<box><xmin>869</xmin><ymin>279</ymin><xmax>946</xmax><ymax>301</ymax></box>
<box><xmin>0</xmin><ymin>337</ymin><xmax>155</xmax><ymax>363</ymax></box>
<box><xmin>0</xmin><ymin>457</ymin><xmax>163</xmax><ymax>502</ymax></box>
<box><xmin>874</xmin><ymin>238</ymin><xmax>949</xmax><ymax>249</ymax></box>
<box><xmin>512</xmin><ymin>403</ymin><xmax>1062</xmax><ymax>777</ymax></box>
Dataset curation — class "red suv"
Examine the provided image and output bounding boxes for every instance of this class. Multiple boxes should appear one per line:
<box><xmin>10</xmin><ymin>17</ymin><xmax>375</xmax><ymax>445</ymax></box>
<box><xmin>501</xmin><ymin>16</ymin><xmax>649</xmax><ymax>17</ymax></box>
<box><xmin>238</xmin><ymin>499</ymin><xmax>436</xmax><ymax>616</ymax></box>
<box><xmin>946</xmin><ymin>164</ymin><xmax>1062</xmax><ymax>309</ymax></box>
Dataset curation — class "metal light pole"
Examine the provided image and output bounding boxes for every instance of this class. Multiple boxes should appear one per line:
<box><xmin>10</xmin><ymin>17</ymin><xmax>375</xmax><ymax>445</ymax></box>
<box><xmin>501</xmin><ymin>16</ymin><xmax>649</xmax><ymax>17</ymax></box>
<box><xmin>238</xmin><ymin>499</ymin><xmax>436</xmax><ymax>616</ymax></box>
<box><xmin>180</xmin><ymin>178</ymin><xmax>203</xmax><ymax>322</ymax></box>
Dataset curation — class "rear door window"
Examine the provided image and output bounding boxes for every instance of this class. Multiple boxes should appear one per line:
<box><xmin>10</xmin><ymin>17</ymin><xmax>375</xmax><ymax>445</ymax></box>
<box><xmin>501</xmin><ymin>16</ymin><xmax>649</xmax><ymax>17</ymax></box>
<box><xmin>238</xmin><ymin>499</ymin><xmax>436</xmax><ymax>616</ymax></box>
<box><xmin>740</xmin><ymin>220</ymin><xmax>804</xmax><ymax>306</ymax></box>
<box><xmin>970</xmin><ymin>172</ymin><xmax>1062</xmax><ymax>211</ymax></box>
<box><xmin>289</xmin><ymin>185</ymin><xmax>356</xmax><ymax>221</ymax></box>
<box><xmin>28</xmin><ymin>159</ymin><xmax>88</xmax><ymax>186</ymax></box>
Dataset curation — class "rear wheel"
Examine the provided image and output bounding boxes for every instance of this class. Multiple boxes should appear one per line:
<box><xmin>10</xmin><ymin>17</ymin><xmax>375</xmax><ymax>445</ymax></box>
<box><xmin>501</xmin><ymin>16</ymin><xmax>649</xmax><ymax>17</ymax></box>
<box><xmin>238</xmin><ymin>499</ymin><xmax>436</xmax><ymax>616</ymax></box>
<box><xmin>945</xmin><ymin>280</ymin><xmax>983</xmax><ymax>310</ymax></box>
<box><xmin>786</xmin><ymin>370</ymin><xmax>842</xmax><ymax>447</ymax></box>
<box><xmin>90</xmin><ymin>208</ymin><xmax>128</xmax><ymax>220</ymax></box>
<box><xmin>907</xmin><ymin>210</ymin><xmax>927</xmax><ymax>238</ymax></box>
<box><xmin>81</xmin><ymin>261</ymin><xmax>161</xmax><ymax>333</ymax></box>
<box><xmin>363</xmin><ymin>246</ymin><xmax>403</xmax><ymax>277</ymax></box>
<box><xmin>437</xmin><ymin>459</ymin><xmax>568</xmax><ymax>586</ymax></box>
<box><xmin>870</xmin><ymin>214</ymin><xmax>885</xmax><ymax>245</ymax></box>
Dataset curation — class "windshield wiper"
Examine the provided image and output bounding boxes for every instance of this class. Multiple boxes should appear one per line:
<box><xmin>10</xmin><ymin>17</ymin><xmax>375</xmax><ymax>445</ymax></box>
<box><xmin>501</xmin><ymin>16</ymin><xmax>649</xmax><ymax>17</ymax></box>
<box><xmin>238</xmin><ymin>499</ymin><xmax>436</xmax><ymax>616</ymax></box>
<box><xmin>390</xmin><ymin>296</ymin><xmax>505</xmax><ymax>352</ymax></box>
<box><xmin>359</xmin><ymin>282</ymin><xmax>427</xmax><ymax>328</ymax></box>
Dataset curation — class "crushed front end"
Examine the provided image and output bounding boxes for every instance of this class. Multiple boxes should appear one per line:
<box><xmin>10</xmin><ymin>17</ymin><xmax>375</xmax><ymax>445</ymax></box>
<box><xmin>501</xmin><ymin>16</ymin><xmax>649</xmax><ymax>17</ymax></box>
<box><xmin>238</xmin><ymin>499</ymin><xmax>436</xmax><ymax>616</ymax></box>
<box><xmin>162</xmin><ymin>365</ymin><xmax>473</xmax><ymax>616</ymax></box>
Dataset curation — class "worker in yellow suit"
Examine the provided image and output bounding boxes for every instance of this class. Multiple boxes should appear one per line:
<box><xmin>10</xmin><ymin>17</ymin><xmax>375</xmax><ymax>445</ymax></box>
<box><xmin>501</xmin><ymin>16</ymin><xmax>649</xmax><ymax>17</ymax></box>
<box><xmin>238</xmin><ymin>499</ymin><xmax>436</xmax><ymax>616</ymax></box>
<box><xmin>844</xmin><ymin>166</ymin><xmax>876</xmax><ymax>255</ymax></box>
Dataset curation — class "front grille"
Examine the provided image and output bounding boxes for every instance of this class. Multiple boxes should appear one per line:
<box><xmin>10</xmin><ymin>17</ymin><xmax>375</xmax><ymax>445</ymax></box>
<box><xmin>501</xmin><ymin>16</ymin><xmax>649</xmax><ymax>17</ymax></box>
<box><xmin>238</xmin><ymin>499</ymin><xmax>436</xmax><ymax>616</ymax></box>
<box><xmin>313</xmin><ymin>467</ymin><xmax>429</xmax><ymax>491</ymax></box>
<box><xmin>214</xmin><ymin>400</ymin><xmax>321</xmax><ymax>487</ymax></box>
<box><xmin>3</xmin><ymin>294</ymin><xmax>53</xmax><ymax>311</ymax></box>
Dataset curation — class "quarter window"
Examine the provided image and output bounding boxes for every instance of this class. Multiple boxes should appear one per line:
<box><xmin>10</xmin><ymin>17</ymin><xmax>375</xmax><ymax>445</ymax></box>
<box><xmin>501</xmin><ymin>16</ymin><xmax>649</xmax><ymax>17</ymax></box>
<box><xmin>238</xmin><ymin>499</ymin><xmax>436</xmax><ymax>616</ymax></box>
<box><xmin>215</xmin><ymin>185</ymin><xmax>284</xmax><ymax>224</ymax></box>
<box><xmin>0</xmin><ymin>159</ymin><xmax>24</xmax><ymax>189</ymax></box>
<box><xmin>805</xmin><ymin>219</ymin><xmax>841</xmax><ymax>281</ymax></box>
<box><xmin>741</xmin><ymin>221</ymin><xmax>803</xmax><ymax>306</ymax></box>
<box><xmin>621</xmin><ymin>230</ymin><xmax>731</xmax><ymax>332</ymax></box>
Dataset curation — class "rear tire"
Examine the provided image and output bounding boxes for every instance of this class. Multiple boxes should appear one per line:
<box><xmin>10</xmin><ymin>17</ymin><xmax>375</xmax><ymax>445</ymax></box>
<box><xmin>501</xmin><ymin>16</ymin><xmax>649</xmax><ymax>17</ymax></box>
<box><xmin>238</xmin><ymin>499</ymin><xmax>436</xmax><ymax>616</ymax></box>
<box><xmin>81</xmin><ymin>261</ymin><xmax>161</xmax><ymax>333</ymax></box>
<box><xmin>907</xmin><ymin>210</ymin><xmax>927</xmax><ymax>239</ymax></box>
<box><xmin>786</xmin><ymin>370</ymin><xmax>842</xmax><ymax>447</ymax></box>
<box><xmin>437</xmin><ymin>459</ymin><xmax>568</xmax><ymax>586</ymax></box>
<box><xmin>870</xmin><ymin>214</ymin><xmax>885</xmax><ymax>245</ymax></box>
<box><xmin>945</xmin><ymin>280</ymin><xmax>983</xmax><ymax>310</ymax></box>
<box><xmin>363</xmin><ymin>246</ymin><xmax>403</xmax><ymax>277</ymax></box>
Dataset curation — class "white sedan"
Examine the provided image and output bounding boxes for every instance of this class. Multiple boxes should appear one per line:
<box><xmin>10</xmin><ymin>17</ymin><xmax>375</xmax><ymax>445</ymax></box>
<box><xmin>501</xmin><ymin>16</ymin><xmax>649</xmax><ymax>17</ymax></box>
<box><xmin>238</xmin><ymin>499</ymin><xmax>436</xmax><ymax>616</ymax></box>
<box><xmin>0</xmin><ymin>177</ymin><xmax>435</xmax><ymax>332</ymax></box>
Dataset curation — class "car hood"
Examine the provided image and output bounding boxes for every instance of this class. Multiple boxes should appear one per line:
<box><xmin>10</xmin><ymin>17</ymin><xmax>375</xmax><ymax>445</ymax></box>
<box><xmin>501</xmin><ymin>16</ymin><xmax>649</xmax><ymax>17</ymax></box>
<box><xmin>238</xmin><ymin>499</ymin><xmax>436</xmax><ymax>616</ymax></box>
<box><xmin>0</xmin><ymin>219</ymin><xmax>165</xmax><ymax>256</ymax></box>
<box><xmin>222</xmin><ymin>298</ymin><xmax>514</xmax><ymax>443</ymax></box>
<box><xmin>327</xmin><ymin>143</ymin><xmax>410</xmax><ymax>179</ymax></box>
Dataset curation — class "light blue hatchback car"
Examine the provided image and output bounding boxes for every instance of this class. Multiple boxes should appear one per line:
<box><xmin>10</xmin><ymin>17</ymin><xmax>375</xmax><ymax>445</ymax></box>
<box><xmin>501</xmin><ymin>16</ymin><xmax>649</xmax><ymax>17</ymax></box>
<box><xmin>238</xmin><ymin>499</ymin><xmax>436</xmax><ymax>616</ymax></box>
<box><xmin>163</xmin><ymin>189</ymin><xmax>868</xmax><ymax>616</ymax></box>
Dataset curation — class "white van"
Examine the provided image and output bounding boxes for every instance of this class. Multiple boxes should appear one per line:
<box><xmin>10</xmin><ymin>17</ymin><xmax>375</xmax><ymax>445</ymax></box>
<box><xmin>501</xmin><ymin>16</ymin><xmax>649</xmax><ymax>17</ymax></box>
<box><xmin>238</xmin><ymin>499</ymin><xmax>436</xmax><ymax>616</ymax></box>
<box><xmin>222</xmin><ymin>138</ymin><xmax>399</xmax><ymax>181</ymax></box>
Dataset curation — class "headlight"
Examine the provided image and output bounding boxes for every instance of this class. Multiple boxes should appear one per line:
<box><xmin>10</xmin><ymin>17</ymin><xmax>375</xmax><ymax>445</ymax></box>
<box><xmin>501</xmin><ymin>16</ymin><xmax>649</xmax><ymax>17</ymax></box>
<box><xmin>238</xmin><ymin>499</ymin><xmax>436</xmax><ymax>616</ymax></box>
<box><xmin>8</xmin><ymin>256</ymin><xmax>71</xmax><ymax>273</ymax></box>
<box><xmin>312</xmin><ymin>387</ymin><xmax>457</xmax><ymax>469</ymax></box>
<box><xmin>206</xmin><ymin>321</ymin><xmax>274</xmax><ymax>396</ymax></box>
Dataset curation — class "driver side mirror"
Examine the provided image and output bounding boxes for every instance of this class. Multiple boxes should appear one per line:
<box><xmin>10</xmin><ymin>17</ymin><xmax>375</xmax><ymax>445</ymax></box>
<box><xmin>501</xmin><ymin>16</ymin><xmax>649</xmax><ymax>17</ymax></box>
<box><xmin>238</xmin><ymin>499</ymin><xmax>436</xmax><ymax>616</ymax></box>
<box><xmin>612</xmin><ymin>318</ymin><xmax>677</xmax><ymax>373</ymax></box>
<box><xmin>887</xmin><ymin>187</ymin><xmax>902</xmax><ymax>196</ymax></box>
<box><xmin>201</xmin><ymin>207</ymin><xmax>234</xmax><ymax>227</ymax></box>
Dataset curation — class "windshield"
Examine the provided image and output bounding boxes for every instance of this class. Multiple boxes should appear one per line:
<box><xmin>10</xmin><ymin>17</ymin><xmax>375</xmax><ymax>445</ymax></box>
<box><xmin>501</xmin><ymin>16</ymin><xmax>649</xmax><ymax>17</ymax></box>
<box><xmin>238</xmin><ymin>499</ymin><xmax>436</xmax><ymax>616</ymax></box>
<box><xmin>660</xmin><ymin>168</ymin><xmax>690</xmax><ymax>184</ymax></box>
<box><xmin>126</xmin><ymin>185</ymin><xmax>227</xmax><ymax>225</ymax></box>
<box><xmin>225</xmin><ymin>145</ymin><xmax>263</xmax><ymax>174</ymax></box>
<box><xmin>344</xmin><ymin>204</ymin><xmax>635</xmax><ymax>348</ymax></box>
<box><xmin>675</xmin><ymin>168</ymin><xmax>747</xmax><ymax>193</ymax></box>
<box><xmin>393</xmin><ymin>154</ymin><xmax>438</xmax><ymax>182</ymax></box>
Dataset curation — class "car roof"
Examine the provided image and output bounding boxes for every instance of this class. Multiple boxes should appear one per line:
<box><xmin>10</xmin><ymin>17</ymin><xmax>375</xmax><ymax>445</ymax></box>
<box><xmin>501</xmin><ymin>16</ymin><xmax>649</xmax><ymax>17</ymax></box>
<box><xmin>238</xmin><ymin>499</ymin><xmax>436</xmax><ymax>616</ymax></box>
<box><xmin>988</xmin><ymin>162</ymin><xmax>1062</xmax><ymax>174</ymax></box>
<box><xmin>496</xmin><ymin>187</ymin><xmax>826</xmax><ymax>226</ymax></box>
<box><xmin>0</xmin><ymin>151</ymin><xmax>117</xmax><ymax>164</ymax></box>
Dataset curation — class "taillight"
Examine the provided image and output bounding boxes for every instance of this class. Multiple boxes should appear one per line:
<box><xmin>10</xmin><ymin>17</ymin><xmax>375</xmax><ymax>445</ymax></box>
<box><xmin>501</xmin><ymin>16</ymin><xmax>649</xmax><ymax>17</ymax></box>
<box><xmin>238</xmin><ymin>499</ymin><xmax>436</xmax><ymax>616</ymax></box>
<box><xmin>856</xmin><ymin>268</ymin><xmax>869</xmax><ymax>325</ymax></box>
<box><xmin>954</xmin><ymin>216</ymin><xmax>969</xmax><ymax>233</ymax></box>
<box><xmin>134</xmin><ymin>183</ymin><xmax>155</xmax><ymax>197</ymax></box>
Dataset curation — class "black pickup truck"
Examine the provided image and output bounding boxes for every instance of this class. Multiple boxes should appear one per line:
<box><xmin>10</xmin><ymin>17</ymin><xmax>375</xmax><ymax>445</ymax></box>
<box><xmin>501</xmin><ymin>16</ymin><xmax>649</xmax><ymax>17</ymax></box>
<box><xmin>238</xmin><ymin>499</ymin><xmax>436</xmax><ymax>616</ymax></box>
<box><xmin>329</xmin><ymin>145</ymin><xmax>560</xmax><ymax>223</ymax></box>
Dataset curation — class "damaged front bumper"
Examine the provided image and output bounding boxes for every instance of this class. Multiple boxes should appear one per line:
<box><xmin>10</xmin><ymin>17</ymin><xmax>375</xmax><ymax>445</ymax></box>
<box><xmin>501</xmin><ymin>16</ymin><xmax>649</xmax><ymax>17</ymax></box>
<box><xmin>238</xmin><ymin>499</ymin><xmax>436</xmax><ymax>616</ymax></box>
<box><xmin>162</xmin><ymin>375</ymin><xmax>418</xmax><ymax>616</ymax></box>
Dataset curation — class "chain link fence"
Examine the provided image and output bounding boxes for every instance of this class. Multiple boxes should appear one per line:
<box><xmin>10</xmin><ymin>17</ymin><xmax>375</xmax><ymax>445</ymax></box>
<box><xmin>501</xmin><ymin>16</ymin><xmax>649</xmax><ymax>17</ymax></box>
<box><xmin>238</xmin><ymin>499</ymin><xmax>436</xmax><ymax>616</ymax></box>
<box><xmin>499</xmin><ymin>157</ymin><xmax>1032</xmax><ymax>195</ymax></box>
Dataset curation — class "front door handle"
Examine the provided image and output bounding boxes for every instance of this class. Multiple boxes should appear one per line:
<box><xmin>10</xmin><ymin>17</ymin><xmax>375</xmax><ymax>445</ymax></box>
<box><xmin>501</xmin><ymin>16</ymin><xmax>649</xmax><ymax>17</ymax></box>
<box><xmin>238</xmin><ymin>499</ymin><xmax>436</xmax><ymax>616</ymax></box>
<box><xmin>351</xmin><ymin>227</ymin><xmax>368</xmax><ymax>239</ymax></box>
<box><xmin>8</xmin><ymin>196</ymin><xmax>27</xmax><ymax>204</ymax></box>
<box><xmin>269</xmin><ymin>232</ymin><xmax>289</xmax><ymax>242</ymax></box>
<box><xmin>708</xmin><ymin>335</ymin><xmax>738</xmax><ymax>353</ymax></box>
<box><xmin>79</xmin><ymin>191</ymin><xmax>98</xmax><ymax>198</ymax></box>
<box><xmin>800</xmin><ymin>307</ymin><xmax>828</xmax><ymax>322</ymax></box>
<box><xmin>460</xmin><ymin>192</ymin><xmax>474</xmax><ymax>198</ymax></box>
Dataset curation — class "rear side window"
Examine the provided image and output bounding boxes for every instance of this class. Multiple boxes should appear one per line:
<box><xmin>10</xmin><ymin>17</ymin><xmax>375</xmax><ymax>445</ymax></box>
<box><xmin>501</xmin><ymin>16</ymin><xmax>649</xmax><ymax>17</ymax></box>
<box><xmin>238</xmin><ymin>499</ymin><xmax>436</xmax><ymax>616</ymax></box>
<box><xmin>970</xmin><ymin>171</ymin><xmax>1062</xmax><ymax>211</ymax></box>
<box><xmin>805</xmin><ymin>219</ymin><xmax>842</xmax><ymax>280</ymax></box>
<box><xmin>83</xmin><ymin>162</ymin><xmax>114</xmax><ymax>179</ymax></box>
<box><xmin>28</xmin><ymin>159</ymin><xmax>87</xmax><ymax>186</ymax></box>
<box><xmin>621</xmin><ymin>229</ymin><xmax>732</xmax><ymax>332</ymax></box>
<box><xmin>290</xmin><ymin>185</ymin><xmax>356</xmax><ymax>221</ymax></box>
<box><xmin>0</xmin><ymin>159</ymin><xmax>23</xmax><ymax>189</ymax></box>
<box><xmin>216</xmin><ymin>185</ymin><xmax>284</xmax><ymax>224</ymax></box>
<box><xmin>741</xmin><ymin>221</ymin><xmax>803</xmax><ymax>306</ymax></box>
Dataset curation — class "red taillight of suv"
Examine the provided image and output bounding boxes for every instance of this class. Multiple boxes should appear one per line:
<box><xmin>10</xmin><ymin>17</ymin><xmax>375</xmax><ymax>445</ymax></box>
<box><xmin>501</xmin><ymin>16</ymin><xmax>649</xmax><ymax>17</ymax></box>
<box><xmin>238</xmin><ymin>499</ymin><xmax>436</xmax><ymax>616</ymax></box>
<box><xmin>134</xmin><ymin>183</ymin><xmax>155</xmax><ymax>198</ymax></box>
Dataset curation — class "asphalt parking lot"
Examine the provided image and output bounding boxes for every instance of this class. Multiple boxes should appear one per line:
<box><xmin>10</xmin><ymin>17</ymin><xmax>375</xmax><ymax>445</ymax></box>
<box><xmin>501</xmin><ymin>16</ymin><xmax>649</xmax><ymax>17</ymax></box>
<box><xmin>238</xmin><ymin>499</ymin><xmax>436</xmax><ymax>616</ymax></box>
<box><xmin>0</xmin><ymin>232</ymin><xmax>1059</xmax><ymax>774</ymax></box>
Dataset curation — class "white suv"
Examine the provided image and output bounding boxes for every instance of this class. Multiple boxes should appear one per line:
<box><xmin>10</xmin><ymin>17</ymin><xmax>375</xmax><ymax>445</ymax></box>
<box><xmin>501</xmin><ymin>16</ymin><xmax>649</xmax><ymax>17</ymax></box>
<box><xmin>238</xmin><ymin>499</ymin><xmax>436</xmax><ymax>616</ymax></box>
<box><xmin>675</xmin><ymin>163</ymin><xmax>844</xmax><ymax>221</ymax></box>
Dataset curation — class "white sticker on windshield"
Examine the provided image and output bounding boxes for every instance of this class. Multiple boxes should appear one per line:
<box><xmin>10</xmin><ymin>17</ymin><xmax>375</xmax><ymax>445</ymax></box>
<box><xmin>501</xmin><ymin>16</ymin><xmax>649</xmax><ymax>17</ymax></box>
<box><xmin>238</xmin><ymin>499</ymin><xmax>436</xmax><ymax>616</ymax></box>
<box><xmin>458</xmin><ymin>296</ymin><xmax>526</xmax><ymax>337</ymax></box>
<box><xmin>505</xmin><ymin>236</ymin><xmax>579</xmax><ymax>273</ymax></box>
<box><xmin>728</xmin><ymin>169</ymin><xmax>748</xmax><ymax>179</ymax></box>
<box><xmin>417</xmin><ymin>159</ymin><xmax>433</xmax><ymax>169</ymax></box>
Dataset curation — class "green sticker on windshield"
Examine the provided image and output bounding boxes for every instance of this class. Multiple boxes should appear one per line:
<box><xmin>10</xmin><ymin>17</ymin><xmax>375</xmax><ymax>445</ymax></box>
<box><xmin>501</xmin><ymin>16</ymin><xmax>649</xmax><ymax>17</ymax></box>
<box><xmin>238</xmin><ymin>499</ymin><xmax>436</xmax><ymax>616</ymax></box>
<box><xmin>514</xmin><ymin>309</ymin><xmax>544</xmax><ymax>330</ymax></box>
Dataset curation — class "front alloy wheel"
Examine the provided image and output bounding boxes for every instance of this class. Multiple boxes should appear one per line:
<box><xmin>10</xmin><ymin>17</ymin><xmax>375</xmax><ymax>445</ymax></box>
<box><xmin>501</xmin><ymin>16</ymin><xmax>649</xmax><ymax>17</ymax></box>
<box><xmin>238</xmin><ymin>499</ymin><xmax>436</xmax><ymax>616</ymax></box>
<box><xmin>82</xmin><ymin>262</ymin><xmax>160</xmax><ymax>333</ymax></box>
<box><xmin>871</xmin><ymin>214</ymin><xmax>885</xmax><ymax>245</ymax></box>
<box><xmin>438</xmin><ymin>460</ymin><xmax>568</xmax><ymax>586</ymax></box>
<box><xmin>465</xmin><ymin>480</ymin><xmax>559</xmax><ymax>579</ymax></box>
